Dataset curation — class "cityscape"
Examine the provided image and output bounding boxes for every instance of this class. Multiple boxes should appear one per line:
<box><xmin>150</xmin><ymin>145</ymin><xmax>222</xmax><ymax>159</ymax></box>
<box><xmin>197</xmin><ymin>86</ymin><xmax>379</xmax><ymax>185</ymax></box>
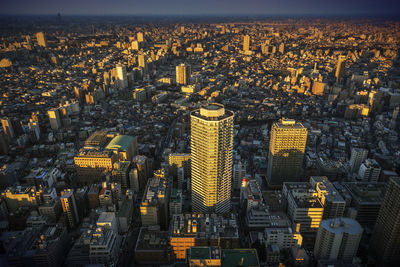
<box><xmin>0</xmin><ymin>1</ymin><xmax>400</xmax><ymax>267</ymax></box>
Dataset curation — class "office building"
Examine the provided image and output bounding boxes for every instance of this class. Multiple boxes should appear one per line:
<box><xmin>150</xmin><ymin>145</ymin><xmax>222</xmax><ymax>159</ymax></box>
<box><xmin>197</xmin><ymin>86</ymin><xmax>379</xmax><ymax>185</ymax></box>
<box><xmin>243</xmin><ymin>34</ymin><xmax>250</xmax><ymax>51</ymax></box>
<box><xmin>169</xmin><ymin>153</ymin><xmax>191</xmax><ymax>177</ymax></box>
<box><xmin>36</xmin><ymin>32</ymin><xmax>47</xmax><ymax>47</ymax></box>
<box><xmin>233</xmin><ymin>161</ymin><xmax>246</xmax><ymax>190</ymax></box>
<box><xmin>1</xmin><ymin>118</ymin><xmax>15</xmax><ymax>139</ymax></box>
<box><xmin>0</xmin><ymin>131</ymin><xmax>9</xmax><ymax>154</ymax></box>
<box><xmin>60</xmin><ymin>189</ymin><xmax>79</xmax><ymax>229</ymax></box>
<box><xmin>138</xmin><ymin>52</ymin><xmax>148</xmax><ymax>71</ymax></box>
<box><xmin>314</xmin><ymin>218</ymin><xmax>363</xmax><ymax>262</ymax></box>
<box><xmin>170</xmin><ymin>213</ymin><xmax>239</xmax><ymax>260</ymax></box>
<box><xmin>265</xmin><ymin>227</ymin><xmax>303</xmax><ymax>250</ymax></box>
<box><xmin>68</xmin><ymin>226</ymin><xmax>121</xmax><ymax>266</ymax></box>
<box><xmin>176</xmin><ymin>63</ymin><xmax>191</xmax><ymax>85</ymax></box>
<box><xmin>349</xmin><ymin>148</ymin><xmax>368</xmax><ymax>174</ymax></box>
<box><xmin>1</xmin><ymin>186</ymin><xmax>42</xmax><ymax>213</ymax></box>
<box><xmin>3</xmin><ymin>225</ymin><xmax>69</xmax><ymax>267</ymax></box>
<box><xmin>169</xmin><ymin>189</ymin><xmax>183</xmax><ymax>216</ymax></box>
<box><xmin>370</xmin><ymin>177</ymin><xmax>400</xmax><ymax>265</ymax></box>
<box><xmin>285</xmin><ymin>183</ymin><xmax>324</xmax><ymax>233</ymax></box>
<box><xmin>74</xmin><ymin>150</ymin><xmax>117</xmax><ymax>184</ymax></box>
<box><xmin>134</xmin><ymin>227</ymin><xmax>172</xmax><ymax>265</ymax></box>
<box><xmin>137</xmin><ymin>32</ymin><xmax>144</xmax><ymax>42</ymax></box>
<box><xmin>191</xmin><ymin>103</ymin><xmax>234</xmax><ymax>213</ymax></box>
<box><xmin>116</xmin><ymin>64</ymin><xmax>128</xmax><ymax>89</ymax></box>
<box><xmin>47</xmin><ymin>108</ymin><xmax>62</xmax><ymax>131</ymax></box>
<box><xmin>358</xmin><ymin>159</ymin><xmax>381</xmax><ymax>182</ymax></box>
<box><xmin>312</xmin><ymin>81</ymin><xmax>325</xmax><ymax>96</ymax></box>
<box><xmin>335</xmin><ymin>55</ymin><xmax>346</xmax><ymax>83</ymax></box>
<box><xmin>278</xmin><ymin>43</ymin><xmax>285</xmax><ymax>54</ymax></box>
<box><xmin>267</xmin><ymin>119</ymin><xmax>308</xmax><ymax>187</ymax></box>
<box><xmin>343</xmin><ymin>182</ymin><xmax>386</xmax><ymax>229</ymax></box>
<box><xmin>105</xmin><ymin>135</ymin><xmax>138</xmax><ymax>161</ymax></box>
<box><xmin>240</xmin><ymin>178</ymin><xmax>263</xmax><ymax>213</ymax></box>
<box><xmin>310</xmin><ymin>176</ymin><xmax>345</xmax><ymax>219</ymax></box>
<box><xmin>140</xmin><ymin>169</ymin><xmax>170</xmax><ymax>229</ymax></box>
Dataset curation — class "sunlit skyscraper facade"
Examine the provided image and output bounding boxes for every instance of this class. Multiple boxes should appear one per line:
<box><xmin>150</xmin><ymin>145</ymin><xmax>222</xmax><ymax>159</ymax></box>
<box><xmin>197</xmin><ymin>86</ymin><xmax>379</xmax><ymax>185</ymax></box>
<box><xmin>191</xmin><ymin>103</ymin><xmax>234</xmax><ymax>213</ymax></box>
<box><xmin>267</xmin><ymin>118</ymin><xmax>307</xmax><ymax>187</ymax></box>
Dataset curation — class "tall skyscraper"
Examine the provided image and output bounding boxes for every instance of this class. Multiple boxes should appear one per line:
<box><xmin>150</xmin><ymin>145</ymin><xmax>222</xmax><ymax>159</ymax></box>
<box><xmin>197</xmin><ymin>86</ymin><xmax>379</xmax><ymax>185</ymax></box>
<box><xmin>314</xmin><ymin>217</ymin><xmax>363</xmax><ymax>262</ymax></box>
<box><xmin>35</xmin><ymin>32</ymin><xmax>47</xmax><ymax>47</ymax></box>
<box><xmin>48</xmin><ymin>108</ymin><xmax>62</xmax><ymax>131</ymax></box>
<box><xmin>138</xmin><ymin>52</ymin><xmax>148</xmax><ymax>72</ymax></box>
<box><xmin>61</xmin><ymin>189</ymin><xmax>79</xmax><ymax>228</ymax></box>
<box><xmin>349</xmin><ymin>147</ymin><xmax>368</xmax><ymax>174</ymax></box>
<box><xmin>137</xmin><ymin>32</ymin><xmax>144</xmax><ymax>43</ymax></box>
<box><xmin>243</xmin><ymin>34</ymin><xmax>250</xmax><ymax>51</ymax></box>
<box><xmin>176</xmin><ymin>63</ymin><xmax>191</xmax><ymax>85</ymax></box>
<box><xmin>370</xmin><ymin>177</ymin><xmax>400</xmax><ymax>265</ymax></box>
<box><xmin>1</xmin><ymin>118</ymin><xmax>15</xmax><ymax>139</ymax></box>
<box><xmin>267</xmin><ymin>118</ymin><xmax>307</xmax><ymax>187</ymax></box>
<box><xmin>116</xmin><ymin>64</ymin><xmax>128</xmax><ymax>89</ymax></box>
<box><xmin>191</xmin><ymin>103</ymin><xmax>234</xmax><ymax>213</ymax></box>
<box><xmin>335</xmin><ymin>55</ymin><xmax>346</xmax><ymax>83</ymax></box>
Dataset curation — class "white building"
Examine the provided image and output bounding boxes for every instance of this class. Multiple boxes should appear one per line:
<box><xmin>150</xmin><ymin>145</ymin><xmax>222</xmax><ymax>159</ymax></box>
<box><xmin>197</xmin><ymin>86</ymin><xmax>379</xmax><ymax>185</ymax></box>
<box><xmin>314</xmin><ymin>217</ymin><xmax>363</xmax><ymax>261</ymax></box>
<box><xmin>358</xmin><ymin>159</ymin><xmax>381</xmax><ymax>182</ymax></box>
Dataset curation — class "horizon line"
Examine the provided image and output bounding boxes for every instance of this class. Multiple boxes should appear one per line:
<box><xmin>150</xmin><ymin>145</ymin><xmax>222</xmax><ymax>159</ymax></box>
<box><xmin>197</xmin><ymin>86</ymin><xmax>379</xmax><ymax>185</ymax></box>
<box><xmin>1</xmin><ymin>13</ymin><xmax>400</xmax><ymax>18</ymax></box>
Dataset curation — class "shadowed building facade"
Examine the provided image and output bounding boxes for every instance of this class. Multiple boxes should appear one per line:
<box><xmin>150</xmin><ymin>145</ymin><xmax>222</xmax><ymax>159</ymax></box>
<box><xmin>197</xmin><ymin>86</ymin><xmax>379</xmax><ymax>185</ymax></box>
<box><xmin>370</xmin><ymin>177</ymin><xmax>400</xmax><ymax>265</ymax></box>
<box><xmin>267</xmin><ymin>119</ymin><xmax>307</xmax><ymax>188</ymax></box>
<box><xmin>191</xmin><ymin>103</ymin><xmax>233</xmax><ymax>213</ymax></box>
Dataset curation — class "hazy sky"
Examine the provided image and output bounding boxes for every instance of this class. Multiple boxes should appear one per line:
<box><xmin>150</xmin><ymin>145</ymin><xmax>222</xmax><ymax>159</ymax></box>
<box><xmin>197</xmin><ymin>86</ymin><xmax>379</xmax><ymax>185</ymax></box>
<box><xmin>1</xmin><ymin>0</ymin><xmax>399</xmax><ymax>16</ymax></box>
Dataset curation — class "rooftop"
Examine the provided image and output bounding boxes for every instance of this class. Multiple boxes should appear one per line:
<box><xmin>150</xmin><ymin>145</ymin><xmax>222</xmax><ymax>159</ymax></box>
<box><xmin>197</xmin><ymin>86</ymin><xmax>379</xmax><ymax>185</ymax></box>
<box><xmin>105</xmin><ymin>135</ymin><xmax>136</xmax><ymax>152</ymax></box>
<box><xmin>171</xmin><ymin>213</ymin><xmax>239</xmax><ymax>239</ymax></box>
<box><xmin>222</xmin><ymin>249</ymin><xmax>259</xmax><ymax>267</ymax></box>
<box><xmin>344</xmin><ymin>182</ymin><xmax>387</xmax><ymax>205</ymax></box>
<box><xmin>191</xmin><ymin>103</ymin><xmax>234</xmax><ymax>121</ymax></box>
<box><xmin>320</xmin><ymin>217</ymin><xmax>363</xmax><ymax>235</ymax></box>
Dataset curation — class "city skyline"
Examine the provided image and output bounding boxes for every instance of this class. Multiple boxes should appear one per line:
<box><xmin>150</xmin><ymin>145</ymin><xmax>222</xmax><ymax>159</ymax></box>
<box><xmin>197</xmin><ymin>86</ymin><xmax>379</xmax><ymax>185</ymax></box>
<box><xmin>0</xmin><ymin>1</ymin><xmax>399</xmax><ymax>265</ymax></box>
<box><xmin>1</xmin><ymin>0</ymin><xmax>400</xmax><ymax>16</ymax></box>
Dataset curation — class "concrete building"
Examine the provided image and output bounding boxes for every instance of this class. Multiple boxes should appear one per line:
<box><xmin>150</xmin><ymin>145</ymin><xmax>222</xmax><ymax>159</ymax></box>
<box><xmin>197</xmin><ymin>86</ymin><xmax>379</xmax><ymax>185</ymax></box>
<box><xmin>240</xmin><ymin>178</ymin><xmax>263</xmax><ymax>213</ymax></box>
<box><xmin>191</xmin><ymin>103</ymin><xmax>234</xmax><ymax>213</ymax></box>
<box><xmin>169</xmin><ymin>189</ymin><xmax>183</xmax><ymax>216</ymax></box>
<box><xmin>60</xmin><ymin>189</ymin><xmax>79</xmax><ymax>229</ymax></box>
<box><xmin>36</xmin><ymin>32</ymin><xmax>47</xmax><ymax>47</ymax></box>
<box><xmin>267</xmin><ymin>119</ymin><xmax>307</xmax><ymax>187</ymax></box>
<box><xmin>233</xmin><ymin>161</ymin><xmax>246</xmax><ymax>190</ymax></box>
<box><xmin>134</xmin><ymin>227</ymin><xmax>172</xmax><ymax>265</ymax></box>
<box><xmin>1</xmin><ymin>118</ymin><xmax>15</xmax><ymax>139</ymax></box>
<box><xmin>176</xmin><ymin>63</ymin><xmax>191</xmax><ymax>85</ymax></box>
<box><xmin>265</xmin><ymin>227</ymin><xmax>303</xmax><ymax>250</ymax></box>
<box><xmin>74</xmin><ymin>150</ymin><xmax>117</xmax><ymax>184</ymax></box>
<box><xmin>314</xmin><ymin>218</ymin><xmax>363</xmax><ymax>262</ymax></box>
<box><xmin>310</xmin><ymin>176</ymin><xmax>345</xmax><ymax>219</ymax></box>
<box><xmin>140</xmin><ymin>169</ymin><xmax>170</xmax><ymax>229</ymax></box>
<box><xmin>370</xmin><ymin>177</ymin><xmax>400</xmax><ymax>265</ymax></box>
<box><xmin>343</xmin><ymin>182</ymin><xmax>386</xmax><ymax>229</ymax></box>
<box><xmin>47</xmin><ymin>109</ymin><xmax>62</xmax><ymax>131</ymax></box>
<box><xmin>349</xmin><ymin>148</ymin><xmax>368</xmax><ymax>174</ymax></box>
<box><xmin>335</xmin><ymin>55</ymin><xmax>346</xmax><ymax>83</ymax></box>
<box><xmin>105</xmin><ymin>135</ymin><xmax>138</xmax><ymax>161</ymax></box>
<box><xmin>243</xmin><ymin>34</ymin><xmax>250</xmax><ymax>51</ymax></box>
<box><xmin>169</xmin><ymin>213</ymin><xmax>239</xmax><ymax>260</ymax></box>
<box><xmin>358</xmin><ymin>159</ymin><xmax>381</xmax><ymax>182</ymax></box>
<box><xmin>1</xmin><ymin>186</ymin><xmax>42</xmax><ymax>213</ymax></box>
<box><xmin>284</xmin><ymin>183</ymin><xmax>324</xmax><ymax>233</ymax></box>
<box><xmin>116</xmin><ymin>64</ymin><xmax>128</xmax><ymax>89</ymax></box>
